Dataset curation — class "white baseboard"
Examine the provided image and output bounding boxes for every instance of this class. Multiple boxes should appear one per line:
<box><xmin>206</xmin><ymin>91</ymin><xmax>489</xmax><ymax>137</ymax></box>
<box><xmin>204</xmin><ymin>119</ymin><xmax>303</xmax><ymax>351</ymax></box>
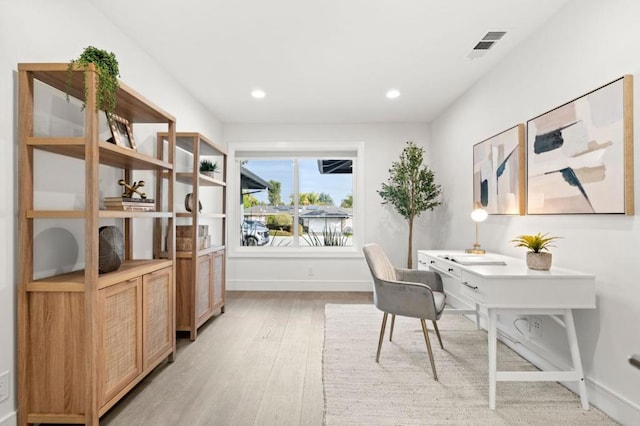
<box><xmin>0</xmin><ymin>411</ymin><xmax>16</xmax><ymax>426</ymax></box>
<box><xmin>227</xmin><ymin>279</ymin><xmax>372</xmax><ymax>292</ymax></box>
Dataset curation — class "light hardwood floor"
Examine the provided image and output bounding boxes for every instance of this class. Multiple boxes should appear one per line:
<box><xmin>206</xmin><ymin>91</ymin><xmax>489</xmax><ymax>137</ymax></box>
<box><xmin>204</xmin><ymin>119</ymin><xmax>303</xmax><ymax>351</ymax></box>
<box><xmin>101</xmin><ymin>291</ymin><xmax>373</xmax><ymax>426</ymax></box>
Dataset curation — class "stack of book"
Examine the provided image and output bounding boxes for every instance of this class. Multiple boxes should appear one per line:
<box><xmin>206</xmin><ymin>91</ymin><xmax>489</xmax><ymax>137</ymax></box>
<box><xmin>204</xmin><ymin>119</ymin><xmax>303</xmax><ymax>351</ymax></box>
<box><xmin>104</xmin><ymin>197</ymin><xmax>156</xmax><ymax>212</ymax></box>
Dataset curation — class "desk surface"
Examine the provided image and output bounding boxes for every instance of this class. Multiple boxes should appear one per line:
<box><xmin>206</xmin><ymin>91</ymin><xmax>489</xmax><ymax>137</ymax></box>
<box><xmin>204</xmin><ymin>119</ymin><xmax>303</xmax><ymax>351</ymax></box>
<box><xmin>419</xmin><ymin>250</ymin><xmax>595</xmax><ymax>280</ymax></box>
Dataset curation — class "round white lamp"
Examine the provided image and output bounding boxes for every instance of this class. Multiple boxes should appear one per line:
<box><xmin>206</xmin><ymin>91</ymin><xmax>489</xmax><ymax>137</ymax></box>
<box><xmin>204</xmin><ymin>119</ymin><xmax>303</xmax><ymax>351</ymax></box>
<box><xmin>466</xmin><ymin>201</ymin><xmax>488</xmax><ymax>254</ymax></box>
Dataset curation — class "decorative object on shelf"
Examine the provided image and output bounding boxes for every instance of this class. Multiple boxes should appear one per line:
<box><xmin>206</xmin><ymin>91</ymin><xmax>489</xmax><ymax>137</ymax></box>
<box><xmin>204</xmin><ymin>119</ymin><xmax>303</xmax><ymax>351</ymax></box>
<box><xmin>66</xmin><ymin>45</ymin><xmax>120</xmax><ymax>113</ymax></box>
<box><xmin>118</xmin><ymin>179</ymin><xmax>146</xmax><ymax>199</ymax></box>
<box><xmin>473</xmin><ymin>124</ymin><xmax>525</xmax><ymax>215</ymax></box>
<box><xmin>176</xmin><ymin>225</ymin><xmax>211</xmax><ymax>251</ymax></box>
<box><xmin>107</xmin><ymin>113</ymin><xmax>136</xmax><ymax>150</ymax></box>
<box><xmin>184</xmin><ymin>192</ymin><xmax>202</xmax><ymax>213</ymax></box>
<box><xmin>466</xmin><ymin>201</ymin><xmax>488</xmax><ymax>254</ymax></box>
<box><xmin>98</xmin><ymin>226</ymin><xmax>124</xmax><ymax>274</ymax></box>
<box><xmin>378</xmin><ymin>141</ymin><xmax>442</xmax><ymax>268</ymax></box>
<box><xmin>104</xmin><ymin>196</ymin><xmax>155</xmax><ymax>211</ymax></box>
<box><xmin>511</xmin><ymin>232</ymin><xmax>561</xmax><ymax>270</ymax></box>
<box><xmin>527</xmin><ymin>75</ymin><xmax>634</xmax><ymax>215</ymax></box>
<box><xmin>199</xmin><ymin>159</ymin><xmax>219</xmax><ymax>177</ymax></box>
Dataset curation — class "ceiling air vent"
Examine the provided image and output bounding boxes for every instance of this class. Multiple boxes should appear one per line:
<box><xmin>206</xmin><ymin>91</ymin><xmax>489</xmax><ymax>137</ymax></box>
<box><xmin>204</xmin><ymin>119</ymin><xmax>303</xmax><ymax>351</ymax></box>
<box><xmin>467</xmin><ymin>30</ymin><xmax>507</xmax><ymax>59</ymax></box>
<box><xmin>482</xmin><ymin>31</ymin><xmax>506</xmax><ymax>41</ymax></box>
<box><xmin>473</xmin><ymin>41</ymin><xmax>495</xmax><ymax>51</ymax></box>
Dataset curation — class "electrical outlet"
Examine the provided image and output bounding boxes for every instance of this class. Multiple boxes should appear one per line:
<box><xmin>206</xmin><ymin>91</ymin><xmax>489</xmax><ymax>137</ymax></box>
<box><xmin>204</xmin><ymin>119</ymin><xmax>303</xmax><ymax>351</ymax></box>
<box><xmin>529</xmin><ymin>316</ymin><xmax>542</xmax><ymax>338</ymax></box>
<box><xmin>0</xmin><ymin>371</ymin><xmax>9</xmax><ymax>402</ymax></box>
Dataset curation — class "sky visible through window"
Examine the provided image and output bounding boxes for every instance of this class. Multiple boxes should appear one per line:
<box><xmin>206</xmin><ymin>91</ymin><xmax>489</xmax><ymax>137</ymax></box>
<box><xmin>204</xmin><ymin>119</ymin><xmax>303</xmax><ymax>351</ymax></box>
<box><xmin>244</xmin><ymin>159</ymin><xmax>352</xmax><ymax>205</ymax></box>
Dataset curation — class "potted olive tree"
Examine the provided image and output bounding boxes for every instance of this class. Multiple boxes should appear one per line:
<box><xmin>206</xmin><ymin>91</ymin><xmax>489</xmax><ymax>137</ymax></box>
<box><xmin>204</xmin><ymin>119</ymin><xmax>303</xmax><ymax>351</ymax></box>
<box><xmin>378</xmin><ymin>141</ymin><xmax>441</xmax><ymax>268</ymax></box>
<box><xmin>511</xmin><ymin>232</ymin><xmax>561</xmax><ymax>270</ymax></box>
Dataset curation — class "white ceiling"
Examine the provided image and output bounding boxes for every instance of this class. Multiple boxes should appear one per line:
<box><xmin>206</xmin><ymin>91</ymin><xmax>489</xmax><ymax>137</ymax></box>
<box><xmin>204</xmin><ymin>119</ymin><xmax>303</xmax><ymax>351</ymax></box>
<box><xmin>88</xmin><ymin>0</ymin><xmax>569</xmax><ymax>124</ymax></box>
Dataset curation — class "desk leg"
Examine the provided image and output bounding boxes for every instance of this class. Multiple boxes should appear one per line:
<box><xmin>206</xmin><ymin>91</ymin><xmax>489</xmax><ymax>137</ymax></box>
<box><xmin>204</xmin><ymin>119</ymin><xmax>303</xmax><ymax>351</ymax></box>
<box><xmin>488</xmin><ymin>308</ymin><xmax>497</xmax><ymax>410</ymax></box>
<box><xmin>476</xmin><ymin>303</ymin><xmax>481</xmax><ymax>330</ymax></box>
<box><xmin>565</xmin><ymin>309</ymin><xmax>589</xmax><ymax>410</ymax></box>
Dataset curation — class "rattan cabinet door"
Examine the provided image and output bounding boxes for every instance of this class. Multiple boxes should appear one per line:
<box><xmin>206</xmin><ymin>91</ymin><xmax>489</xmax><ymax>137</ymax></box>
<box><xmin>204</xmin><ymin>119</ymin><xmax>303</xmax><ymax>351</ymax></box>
<box><xmin>97</xmin><ymin>278</ymin><xmax>143</xmax><ymax>407</ymax></box>
<box><xmin>195</xmin><ymin>254</ymin><xmax>213</xmax><ymax>324</ymax></box>
<box><xmin>143</xmin><ymin>266</ymin><xmax>174</xmax><ymax>370</ymax></box>
<box><xmin>212</xmin><ymin>250</ymin><xmax>225</xmax><ymax>311</ymax></box>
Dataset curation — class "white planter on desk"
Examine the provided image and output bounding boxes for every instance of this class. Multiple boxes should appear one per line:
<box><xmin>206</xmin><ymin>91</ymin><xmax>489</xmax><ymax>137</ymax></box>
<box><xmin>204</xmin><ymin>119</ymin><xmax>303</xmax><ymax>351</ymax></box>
<box><xmin>526</xmin><ymin>251</ymin><xmax>552</xmax><ymax>270</ymax></box>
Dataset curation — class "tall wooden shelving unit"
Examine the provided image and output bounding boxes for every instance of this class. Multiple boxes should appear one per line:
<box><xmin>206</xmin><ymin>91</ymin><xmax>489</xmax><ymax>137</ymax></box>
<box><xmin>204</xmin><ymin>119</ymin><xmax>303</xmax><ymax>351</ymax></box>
<box><xmin>158</xmin><ymin>132</ymin><xmax>226</xmax><ymax>340</ymax></box>
<box><xmin>17</xmin><ymin>63</ymin><xmax>177</xmax><ymax>426</ymax></box>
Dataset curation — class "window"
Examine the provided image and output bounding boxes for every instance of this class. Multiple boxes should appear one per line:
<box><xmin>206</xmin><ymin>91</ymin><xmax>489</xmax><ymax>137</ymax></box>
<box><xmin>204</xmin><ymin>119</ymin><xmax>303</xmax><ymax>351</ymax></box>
<box><xmin>229</xmin><ymin>142</ymin><xmax>364</xmax><ymax>256</ymax></box>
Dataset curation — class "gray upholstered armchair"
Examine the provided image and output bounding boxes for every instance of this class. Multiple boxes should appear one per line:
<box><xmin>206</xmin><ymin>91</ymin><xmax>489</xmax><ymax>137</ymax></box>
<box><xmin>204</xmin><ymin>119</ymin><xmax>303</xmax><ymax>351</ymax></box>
<box><xmin>362</xmin><ymin>243</ymin><xmax>446</xmax><ymax>380</ymax></box>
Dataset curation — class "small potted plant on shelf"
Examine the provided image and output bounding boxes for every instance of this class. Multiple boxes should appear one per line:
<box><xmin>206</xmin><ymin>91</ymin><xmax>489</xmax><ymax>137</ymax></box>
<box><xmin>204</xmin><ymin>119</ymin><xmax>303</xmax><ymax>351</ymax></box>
<box><xmin>199</xmin><ymin>159</ymin><xmax>219</xmax><ymax>177</ymax></box>
<box><xmin>511</xmin><ymin>232</ymin><xmax>561</xmax><ymax>270</ymax></box>
<box><xmin>66</xmin><ymin>45</ymin><xmax>120</xmax><ymax>113</ymax></box>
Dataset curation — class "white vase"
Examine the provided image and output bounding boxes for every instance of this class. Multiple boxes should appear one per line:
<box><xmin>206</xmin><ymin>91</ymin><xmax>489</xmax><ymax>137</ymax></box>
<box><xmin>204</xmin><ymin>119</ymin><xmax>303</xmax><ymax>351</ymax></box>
<box><xmin>526</xmin><ymin>252</ymin><xmax>552</xmax><ymax>270</ymax></box>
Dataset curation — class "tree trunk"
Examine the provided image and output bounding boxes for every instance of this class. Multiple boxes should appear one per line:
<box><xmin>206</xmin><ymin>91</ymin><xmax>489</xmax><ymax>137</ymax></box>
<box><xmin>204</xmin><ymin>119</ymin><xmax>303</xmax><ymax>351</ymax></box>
<box><xmin>407</xmin><ymin>216</ymin><xmax>414</xmax><ymax>268</ymax></box>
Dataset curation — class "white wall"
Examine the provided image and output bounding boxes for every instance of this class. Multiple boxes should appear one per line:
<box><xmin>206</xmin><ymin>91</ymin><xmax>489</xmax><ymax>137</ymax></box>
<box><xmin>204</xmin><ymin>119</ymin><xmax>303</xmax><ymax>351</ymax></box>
<box><xmin>429</xmin><ymin>0</ymin><xmax>640</xmax><ymax>423</ymax></box>
<box><xmin>223</xmin><ymin>123</ymin><xmax>432</xmax><ymax>290</ymax></box>
<box><xmin>0</xmin><ymin>1</ymin><xmax>223</xmax><ymax>424</ymax></box>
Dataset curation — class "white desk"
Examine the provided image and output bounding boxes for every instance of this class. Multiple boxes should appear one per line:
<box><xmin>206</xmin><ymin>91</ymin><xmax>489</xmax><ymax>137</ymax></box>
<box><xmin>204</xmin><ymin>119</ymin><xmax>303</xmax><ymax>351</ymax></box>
<box><xmin>417</xmin><ymin>250</ymin><xmax>596</xmax><ymax>410</ymax></box>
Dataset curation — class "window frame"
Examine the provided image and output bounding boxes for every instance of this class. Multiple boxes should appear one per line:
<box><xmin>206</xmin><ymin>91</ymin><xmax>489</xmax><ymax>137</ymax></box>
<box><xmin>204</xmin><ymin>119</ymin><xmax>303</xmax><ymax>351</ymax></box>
<box><xmin>227</xmin><ymin>141</ymin><xmax>365</xmax><ymax>258</ymax></box>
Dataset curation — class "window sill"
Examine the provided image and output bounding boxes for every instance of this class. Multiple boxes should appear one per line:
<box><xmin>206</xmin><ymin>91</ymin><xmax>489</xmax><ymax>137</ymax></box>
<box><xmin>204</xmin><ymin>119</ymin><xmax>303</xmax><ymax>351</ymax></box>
<box><xmin>228</xmin><ymin>246</ymin><xmax>364</xmax><ymax>259</ymax></box>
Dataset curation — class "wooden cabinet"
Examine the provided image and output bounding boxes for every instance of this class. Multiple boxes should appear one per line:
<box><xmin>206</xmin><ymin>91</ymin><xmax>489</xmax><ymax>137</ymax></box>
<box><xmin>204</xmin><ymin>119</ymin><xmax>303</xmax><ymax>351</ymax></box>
<box><xmin>17</xmin><ymin>63</ymin><xmax>176</xmax><ymax>426</ymax></box>
<box><xmin>159</xmin><ymin>132</ymin><xmax>226</xmax><ymax>340</ymax></box>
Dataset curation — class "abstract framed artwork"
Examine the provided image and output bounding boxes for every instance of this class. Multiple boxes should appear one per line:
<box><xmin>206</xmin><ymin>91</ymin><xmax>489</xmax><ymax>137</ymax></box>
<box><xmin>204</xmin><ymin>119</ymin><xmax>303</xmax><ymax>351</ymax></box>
<box><xmin>473</xmin><ymin>124</ymin><xmax>525</xmax><ymax>215</ymax></box>
<box><xmin>526</xmin><ymin>75</ymin><xmax>634</xmax><ymax>215</ymax></box>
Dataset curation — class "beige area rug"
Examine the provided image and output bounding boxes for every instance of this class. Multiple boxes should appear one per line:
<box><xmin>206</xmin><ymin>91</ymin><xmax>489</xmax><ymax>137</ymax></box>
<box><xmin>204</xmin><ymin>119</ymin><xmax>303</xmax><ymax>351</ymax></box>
<box><xmin>323</xmin><ymin>304</ymin><xmax>614</xmax><ymax>425</ymax></box>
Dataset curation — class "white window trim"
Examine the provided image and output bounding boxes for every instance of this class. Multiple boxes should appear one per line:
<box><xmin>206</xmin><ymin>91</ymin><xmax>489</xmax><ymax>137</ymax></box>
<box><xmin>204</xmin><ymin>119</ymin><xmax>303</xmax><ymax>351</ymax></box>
<box><xmin>227</xmin><ymin>141</ymin><xmax>365</xmax><ymax>258</ymax></box>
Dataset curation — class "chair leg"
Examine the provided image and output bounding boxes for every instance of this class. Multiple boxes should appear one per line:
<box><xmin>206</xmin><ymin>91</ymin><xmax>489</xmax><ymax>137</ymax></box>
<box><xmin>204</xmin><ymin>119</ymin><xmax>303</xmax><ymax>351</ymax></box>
<box><xmin>432</xmin><ymin>320</ymin><xmax>444</xmax><ymax>349</ymax></box>
<box><xmin>376</xmin><ymin>312</ymin><xmax>388</xmax><ymax>362</ymax></box>
<box><xmin>420</xmin><ymin>319</ymin><xmax>438</xmax><ymax>381</ymax></box>
<box><xmin>389</xmin><ymin>314</ymin><xmax>396</xmax><ymax>341</ymax></box>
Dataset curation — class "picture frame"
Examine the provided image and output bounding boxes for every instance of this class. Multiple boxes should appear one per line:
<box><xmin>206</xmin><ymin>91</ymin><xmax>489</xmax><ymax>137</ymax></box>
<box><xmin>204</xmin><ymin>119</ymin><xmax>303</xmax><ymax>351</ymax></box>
<box><xmin>472</xmin><ymin>124</ymin><xmax>525</xmax><ymax>215</ymax></box>
<box><xmin>526</xmin><ymin>75</ymin><xmax>634</xmax><ymax>215</ymax></box>
<box><xmin>106</xmin><ymin>112</ymin><xmax>136</xmax><ymax>150</ymax></box>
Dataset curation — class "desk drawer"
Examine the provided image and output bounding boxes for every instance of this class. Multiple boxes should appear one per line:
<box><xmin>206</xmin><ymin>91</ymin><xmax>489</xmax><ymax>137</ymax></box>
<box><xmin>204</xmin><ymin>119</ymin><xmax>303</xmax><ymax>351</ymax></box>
<box><xmin>459</xmin><ymin>271</ymin><xmax>484</xmax><ymax>303</ymax></box>
<box><xmin>419</xmin><ymin>254</ymin><xmax>461</xmax><ymax>278</ymax></box>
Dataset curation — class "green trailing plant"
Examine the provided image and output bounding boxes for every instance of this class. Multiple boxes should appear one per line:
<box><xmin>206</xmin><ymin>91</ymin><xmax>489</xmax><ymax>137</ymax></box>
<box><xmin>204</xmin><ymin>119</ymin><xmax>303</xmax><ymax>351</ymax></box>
<box><xmin>199</xmin><ymin>159</ymin><xmax>219</xmax><ymax>174</ymax></box>
<box><xmin>378</xmin><ymin>141</ymin><xmax>442</xmax><ymax>268</ymax></box>
<box><xmin>511</xmin><ymin>232</ymin><xmax>561</xmax><ymax>253</ymax></box>
<box><xmin>66</xmin><ymin>46</ymin><xmax>120</xmax><ymax>113</ymax></box>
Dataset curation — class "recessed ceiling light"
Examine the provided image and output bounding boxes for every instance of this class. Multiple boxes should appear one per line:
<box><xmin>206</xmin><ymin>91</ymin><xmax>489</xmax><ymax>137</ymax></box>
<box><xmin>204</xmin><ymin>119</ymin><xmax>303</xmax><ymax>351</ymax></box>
<box><xmin>386</xmin><ymin>89</ymin><xmax>400</xmax><ymax>99</ymax></box>
<box><xmin>251</xmin><ymin>89</ymin><xmax>266</xmax><ymax>99</ymax></box>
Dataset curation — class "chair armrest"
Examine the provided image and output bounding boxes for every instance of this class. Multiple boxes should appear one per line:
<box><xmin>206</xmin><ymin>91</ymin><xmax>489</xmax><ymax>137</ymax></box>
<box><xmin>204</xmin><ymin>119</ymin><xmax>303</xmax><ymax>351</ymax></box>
<box><xmin>373</xmin><ymin>277</ymin><xmax>440</xmax><ymax>320</ymax></box>
<box><xmin>395</xmin><ymin>268</ymin><xmax>444</xmax><ymax>293</ymax></box>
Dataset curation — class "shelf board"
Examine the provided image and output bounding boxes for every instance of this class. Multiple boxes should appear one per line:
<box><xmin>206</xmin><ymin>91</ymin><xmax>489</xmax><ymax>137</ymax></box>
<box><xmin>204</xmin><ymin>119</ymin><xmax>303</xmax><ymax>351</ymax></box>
<box><xmin>19</xmin><ymin>63</ymin><xmax>175</xmax><ymax>123</ymax></box>
<box><xmin>27</xmin><ymin>210</ymin><xmax>173</xmax><ymax>219</ymax></box>
<box><xmin>159</xmin><ymin>132</ymin><xmax>226</xmax><ymax>156</ymax></box>
<box><xmin>27</xmin><ymin>210</ymin><xmax>86</xmax><ymax>219</ymax></box>
<box><xmin>175</xmin><ymin>212</ymin><xmax>225</xmax><ymax>219</ymax></box>
<box><xmin>176</xmin><ymin>172</ymin><xmax>225</xmax><ymax>187</ymax></box>
<box><xmin>27</xmin><ymin>137</ymin><xmax>173</xmax><ymax>171</ymax></box>
<box><xmin>99</xmin><ymin>210</ymin><xmax>173</xmax><ymax>219</ymax></box>
<box><xmin>26</xmin><ymin>259</ymin><xmax>173</xmax><ymax>292</ymax></box>
<box><xmin>175</xmin><ymin>245</ymin><xmax>225</xmax><ymax>258</ymax></box>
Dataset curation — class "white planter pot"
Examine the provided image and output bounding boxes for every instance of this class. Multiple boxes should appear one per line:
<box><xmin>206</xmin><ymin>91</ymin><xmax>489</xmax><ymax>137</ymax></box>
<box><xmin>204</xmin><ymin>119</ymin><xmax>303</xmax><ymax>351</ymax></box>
<box><xmin>526</xmin><ymin>252</ymin><xmax>552</xmax><ymax>270</ymax></box>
